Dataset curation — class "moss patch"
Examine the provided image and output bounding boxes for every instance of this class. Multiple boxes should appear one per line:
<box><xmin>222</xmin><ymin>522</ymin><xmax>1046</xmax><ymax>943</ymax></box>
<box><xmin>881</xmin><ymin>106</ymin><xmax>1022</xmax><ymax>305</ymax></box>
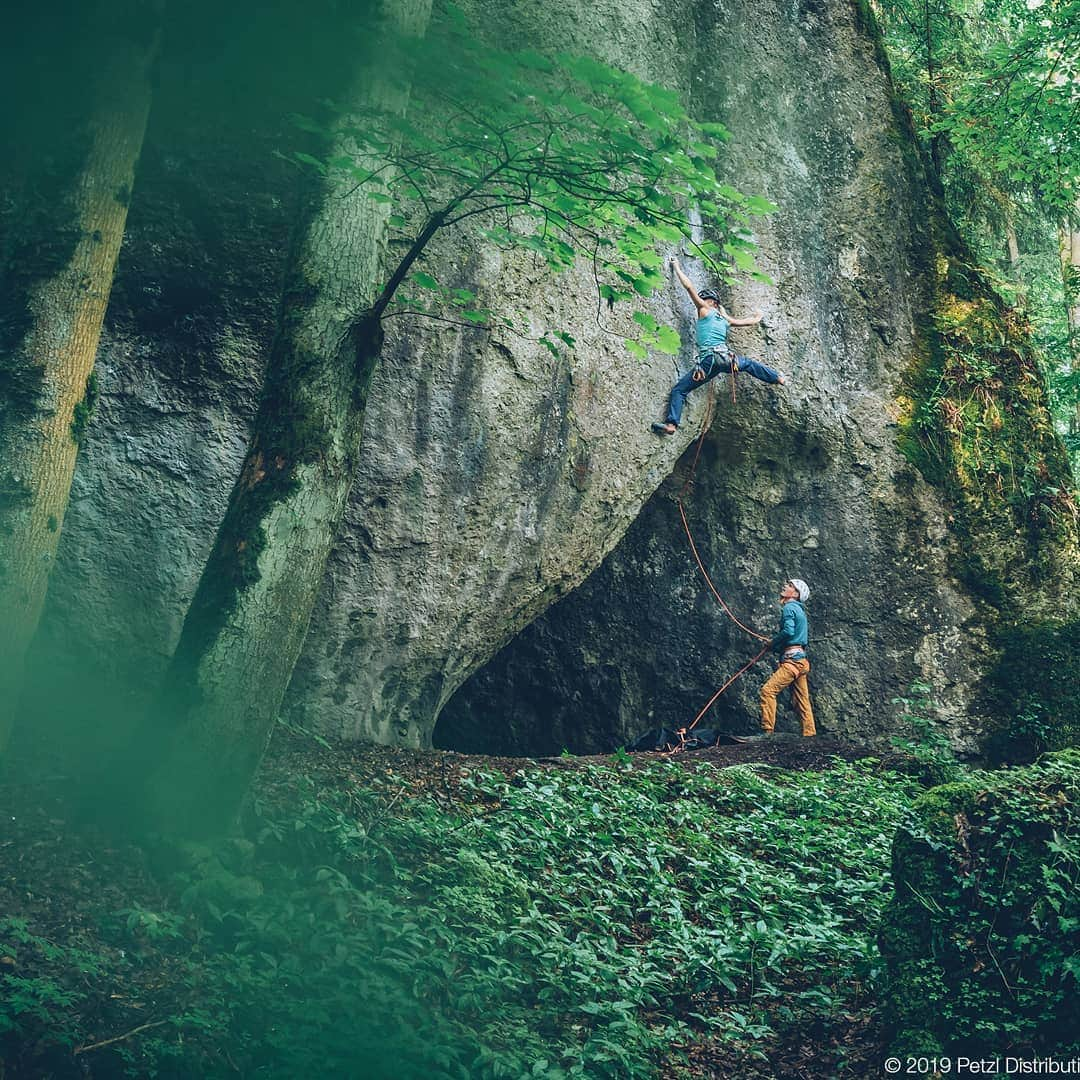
<box><xmin>898</xmin><ymin>264</ymin><xmax>1078</xmax><ymax>574</ymax></box>
<box><xmin>880</xmin><ymin>750</ymin><xmax>1080</xmax><ymax>1057</ymax></box>
<box><xmin>70</xmin><ymin>370</ymin><xmax>99</xmax><ymax>444</ymax></box>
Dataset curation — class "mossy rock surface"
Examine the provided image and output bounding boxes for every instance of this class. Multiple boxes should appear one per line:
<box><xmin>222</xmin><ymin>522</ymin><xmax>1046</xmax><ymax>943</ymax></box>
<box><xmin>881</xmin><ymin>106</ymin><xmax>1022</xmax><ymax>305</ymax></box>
<box><xmin>880</xmin><ymin>749</ymin><xmax>1080</xmax><ymax>1057</ymax></box>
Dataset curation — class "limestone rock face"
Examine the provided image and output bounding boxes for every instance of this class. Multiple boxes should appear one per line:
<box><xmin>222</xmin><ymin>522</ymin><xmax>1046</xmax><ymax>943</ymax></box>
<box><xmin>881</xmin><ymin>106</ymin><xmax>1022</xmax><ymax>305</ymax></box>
<box><xmin>27</xmin><ymin>0</ymin><xmax>1074</xmax><ymax>756</ymax></box>
<box><xmin>436</xmin><ymin>0</ymin><xmax>1075</xmax><ymax>754</ymax></box>
<box><xmin>283</xmin><ymin>247</ymin><xmax>701</xmax><ymax>746</ymax></box>
<box><xmin>281</xmin><ymin>0</ymin><xmax>710</xmax><ymax>745</ymax></box>
<box><xmin>28</xmin><ymin>0</ymin><xmax>703</xmax><ymax>750</ymax></box>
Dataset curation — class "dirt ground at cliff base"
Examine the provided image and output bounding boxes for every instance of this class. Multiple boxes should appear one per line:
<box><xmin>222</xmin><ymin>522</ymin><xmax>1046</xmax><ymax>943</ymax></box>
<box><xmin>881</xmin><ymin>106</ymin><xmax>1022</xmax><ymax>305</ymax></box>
<box><xmin>262</xmin><ymin>725</ymin><xmax>922</xmax><ymax>811</ymax></box>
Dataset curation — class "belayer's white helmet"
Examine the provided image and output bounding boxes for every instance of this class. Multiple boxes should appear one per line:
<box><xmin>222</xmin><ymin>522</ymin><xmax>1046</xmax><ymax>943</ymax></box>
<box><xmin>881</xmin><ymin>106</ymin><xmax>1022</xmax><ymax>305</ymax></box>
<box><xmin>787</xmin><ymin>578</ymin><xmax>810</xmax><ymax>603</ymax></box>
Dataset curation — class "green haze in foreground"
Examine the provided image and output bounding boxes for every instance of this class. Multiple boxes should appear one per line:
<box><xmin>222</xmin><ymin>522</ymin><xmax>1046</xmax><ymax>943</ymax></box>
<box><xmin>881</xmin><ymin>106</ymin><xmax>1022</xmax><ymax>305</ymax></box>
<box><xmin>1</xmin><ymin>755</ymin><xmax>922</xmax><ymax>1077</ymax></box>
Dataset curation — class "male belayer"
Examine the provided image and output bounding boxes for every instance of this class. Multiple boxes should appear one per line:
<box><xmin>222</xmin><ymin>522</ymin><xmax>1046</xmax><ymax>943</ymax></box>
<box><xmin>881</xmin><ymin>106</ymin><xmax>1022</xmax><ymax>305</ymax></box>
<box><xmin>651</xmin><ymin>258</ymin><xmax>785</xmax><ymax>436</ymax></box>
<box><xmin>759</xmin><ymin>578</ymin><xmax>816</xmax><ymax>737</ymax></box>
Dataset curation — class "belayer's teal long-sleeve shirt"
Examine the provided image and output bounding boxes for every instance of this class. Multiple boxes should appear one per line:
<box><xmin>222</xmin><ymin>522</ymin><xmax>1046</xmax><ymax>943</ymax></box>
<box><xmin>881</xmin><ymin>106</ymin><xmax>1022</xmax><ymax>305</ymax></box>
<box><xmin>771</xmin><ymin>600</ymin><xmax>808</xmax><ymax>652</ymax></box>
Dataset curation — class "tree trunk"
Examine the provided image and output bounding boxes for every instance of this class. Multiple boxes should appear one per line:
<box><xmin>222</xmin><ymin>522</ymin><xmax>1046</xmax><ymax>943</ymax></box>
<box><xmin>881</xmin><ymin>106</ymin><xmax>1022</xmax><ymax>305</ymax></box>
<box><xmin>0</xmin><ymin>14</ymin><xmax>159</xmax><ymax>751</ymax></box>
<box><xmin>1061</xmin><ymin>200</ymin><xmax>1080</xmax><ymax>445</ymax></box>
<box><xmin>135</xmin><ymin>0</ymin><xmax>433</xmax><ymax>837</ymax></box>
<box><xmin>1005</xmin><ymin>209</ymin><xmax>1026</xmax><ymax>307</ymax></box>
<box><xmin>1006</xmin><ymin>223</ymin><xmax>1020</xmax><ymax>268</ymax></box>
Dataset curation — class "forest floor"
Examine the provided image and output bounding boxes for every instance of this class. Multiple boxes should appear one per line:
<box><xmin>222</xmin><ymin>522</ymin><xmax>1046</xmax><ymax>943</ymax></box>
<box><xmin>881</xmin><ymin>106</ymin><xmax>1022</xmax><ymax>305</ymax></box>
<box><xmin>1</xmin><ymin>730</ymin><xmax>921</xmax><ymax>1078</ymax></box>
<box><xmin>260</xmin><ymin>731</ymin><xmax>918</xmax><ymax>1079</ymax></box>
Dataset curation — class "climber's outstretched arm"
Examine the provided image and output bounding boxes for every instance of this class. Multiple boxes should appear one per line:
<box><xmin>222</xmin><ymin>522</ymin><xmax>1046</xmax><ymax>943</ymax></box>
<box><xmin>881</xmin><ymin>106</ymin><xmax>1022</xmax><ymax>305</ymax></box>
<box><xmin>670</xmin><ymin>258</ymin><xmax>708</xmax><ymax>315</ymax></box>
<box><xmin>718</xmin><ymin>305</ymin><xmax>763</xmax><ymax>327</ymax></box>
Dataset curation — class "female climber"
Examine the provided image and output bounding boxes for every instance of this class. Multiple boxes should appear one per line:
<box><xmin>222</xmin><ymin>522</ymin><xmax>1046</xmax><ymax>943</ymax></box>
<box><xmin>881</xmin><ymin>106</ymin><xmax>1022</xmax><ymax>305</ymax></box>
<box><xmin>651</xmin><ymin>258</ymin><xmax>785</xmax><ymax>435</ymax></box>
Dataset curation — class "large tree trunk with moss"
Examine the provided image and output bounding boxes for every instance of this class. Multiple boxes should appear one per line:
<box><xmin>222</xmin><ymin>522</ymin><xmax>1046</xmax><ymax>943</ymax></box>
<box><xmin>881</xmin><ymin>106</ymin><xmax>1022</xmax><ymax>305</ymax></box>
<box><xmin>134</xmin><ymin>0</ymin><xmax>433</xmax><ymax>837</ymax></box>
<box><xmin>0</xmin><ymin>10</ymin><xmax>158</xmax><ymax>751</ymax></box>
<box><xmin>1061</xmin><ymin>202</ymin><xmax>1080</xmax><ymax>446</ymax></box>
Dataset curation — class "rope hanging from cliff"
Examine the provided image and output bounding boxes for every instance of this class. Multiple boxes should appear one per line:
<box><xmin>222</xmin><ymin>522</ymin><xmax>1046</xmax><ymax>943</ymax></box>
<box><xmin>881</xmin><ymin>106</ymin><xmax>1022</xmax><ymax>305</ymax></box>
<box><xmin>675</xmin><ymin>387</ymin><xmax>767</xmax><ymax>647</ymax></box>
<box><xmin>667</xmin><ymin>384</ymin><xmax>770</xmax><ymax>750</ymax></box>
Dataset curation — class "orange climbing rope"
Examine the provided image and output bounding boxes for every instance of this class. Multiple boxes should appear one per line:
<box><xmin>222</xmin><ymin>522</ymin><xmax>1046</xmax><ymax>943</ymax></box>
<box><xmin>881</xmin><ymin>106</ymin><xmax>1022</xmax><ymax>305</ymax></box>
<box><xmin>665</xmin><ymin>377</ymin><xmax>770</xmax><ymax>752</ymax></box>
<box><xmin>684</xmin><ymin>642</ymin><xmax>772</xmax><ymax>731</ymax></box>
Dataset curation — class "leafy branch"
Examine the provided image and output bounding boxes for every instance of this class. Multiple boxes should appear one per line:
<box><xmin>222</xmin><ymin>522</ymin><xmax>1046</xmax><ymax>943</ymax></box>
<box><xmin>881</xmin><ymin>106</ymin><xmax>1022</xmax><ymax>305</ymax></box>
<box><xmin>288</xmin><ymin>0</ymin><xmax>775</xmax><ymax>358</ymax></box>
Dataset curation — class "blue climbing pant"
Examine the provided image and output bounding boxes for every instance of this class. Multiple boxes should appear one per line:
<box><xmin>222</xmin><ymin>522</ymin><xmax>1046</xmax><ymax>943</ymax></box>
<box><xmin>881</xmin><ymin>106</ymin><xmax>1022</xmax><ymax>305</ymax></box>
<box><xmin>665</xmin><ymin>348</ymin><xmax>782</xmax><ymax>427</ymax></box>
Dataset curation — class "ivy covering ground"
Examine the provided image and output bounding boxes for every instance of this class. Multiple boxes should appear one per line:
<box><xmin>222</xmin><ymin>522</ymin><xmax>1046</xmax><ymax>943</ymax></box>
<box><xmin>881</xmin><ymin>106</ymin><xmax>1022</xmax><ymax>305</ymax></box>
<box><xmin>881</xmin><ymin>748</ymin><xmax>1080</xmax><ymax>1057</ymax></box>
<box><xmin>1</xmin><ymin>743</ymin><xmax>924</xmax><ymax>1078</ymax></box>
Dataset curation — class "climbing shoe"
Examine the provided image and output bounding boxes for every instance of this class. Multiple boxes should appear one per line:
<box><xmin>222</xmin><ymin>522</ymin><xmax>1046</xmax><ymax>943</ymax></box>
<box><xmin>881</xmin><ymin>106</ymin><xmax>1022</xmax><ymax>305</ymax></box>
<box><xmin>651</xmin><ymin>421</ymin><xmax>677</xmax><ymax>436</ymax></box>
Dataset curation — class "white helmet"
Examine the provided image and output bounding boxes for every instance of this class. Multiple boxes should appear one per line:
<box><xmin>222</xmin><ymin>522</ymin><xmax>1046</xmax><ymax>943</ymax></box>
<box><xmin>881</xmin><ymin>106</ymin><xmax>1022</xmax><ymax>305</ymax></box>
<box><xmin>787</xmin><ymin>578</ymin><xmax>810</xmax><ymax>603</ymax></box>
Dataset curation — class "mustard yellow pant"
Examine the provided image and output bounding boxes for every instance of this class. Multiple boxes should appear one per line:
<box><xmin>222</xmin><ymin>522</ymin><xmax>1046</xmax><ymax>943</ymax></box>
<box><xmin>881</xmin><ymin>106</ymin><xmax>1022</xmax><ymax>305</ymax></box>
<box><xmin>760</xmin><ymin>657</ymin><xmax>816</xmax><ymax>736</ymax></box>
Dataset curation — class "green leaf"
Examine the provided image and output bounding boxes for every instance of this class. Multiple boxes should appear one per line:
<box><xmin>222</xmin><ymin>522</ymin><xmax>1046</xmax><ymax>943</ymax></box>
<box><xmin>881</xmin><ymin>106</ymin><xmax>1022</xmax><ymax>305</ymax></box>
<box><xmin>656</xmin><ymin>326</ymin><xmax>681</xmax><ymax>355</ymax></box>
<box><xmin>631</xmin><ymin>272</ymin><xmax>662</xmax><ymax>298</ymax></box>
<box><xmin>727</xmin><ymin>247</ymin><xmax>756</xmax><ymax>272</ymax></box>
<box><xmin>744</xmin><ymin>195</ymin><xmax>778</xmax><ymax>214</ymax></box>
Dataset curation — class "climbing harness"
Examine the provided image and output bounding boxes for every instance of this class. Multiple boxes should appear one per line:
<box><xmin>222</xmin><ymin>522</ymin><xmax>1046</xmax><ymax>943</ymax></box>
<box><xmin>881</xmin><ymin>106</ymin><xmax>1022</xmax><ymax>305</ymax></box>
<box><xmin>692</xmin><ymin>347</ymin><xmax>740</xmax><ymax>406</ymax></box>
<box><xmin>664</xmin><ymin>383</ymin><xmax>769</xmax><ymax>755</ymax></box>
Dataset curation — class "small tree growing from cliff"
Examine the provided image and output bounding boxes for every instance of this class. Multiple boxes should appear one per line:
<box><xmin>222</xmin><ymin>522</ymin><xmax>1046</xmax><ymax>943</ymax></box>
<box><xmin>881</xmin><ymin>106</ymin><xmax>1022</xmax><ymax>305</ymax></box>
<box><xmin>137</xmin><ymin>0</ymin><xmax>773</xmax><ymax>836</ymax></box>
<box><xmin>313</xmin><ymin>2</ymin><xmax>773</xmax><ymax>350</ymax></box>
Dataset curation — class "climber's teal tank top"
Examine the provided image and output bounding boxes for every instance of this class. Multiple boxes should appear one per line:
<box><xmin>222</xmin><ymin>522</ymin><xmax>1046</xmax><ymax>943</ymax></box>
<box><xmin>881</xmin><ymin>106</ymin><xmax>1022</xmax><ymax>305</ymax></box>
<box><xmin>695</xmin><ymin>310</ymin><xmax>729</xmax><ymax>352</ymax></box>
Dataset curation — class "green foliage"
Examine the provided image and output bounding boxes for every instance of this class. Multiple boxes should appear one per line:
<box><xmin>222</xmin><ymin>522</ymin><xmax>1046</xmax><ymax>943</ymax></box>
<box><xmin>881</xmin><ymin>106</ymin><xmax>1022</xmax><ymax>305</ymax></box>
<box><xmin>874</xmin><ymin>0</ymin><xmax>1080</xmax><ymax>480</ymax></box>
<box><xmin>0</xmin><ymin>917</ymin><xmax>104</xmax><ymax>1048</ymax></box>
<box><xmin>185</xmin><ymin>762</ymin><xmax>922</xmax><ymax>1076</ymax></box>
<box><xmin>935</xmin><ymin>0</ymin><xmax>1079</xmax><ymax>218</ymax></box>
<box><xmin>880</xmin><ymin>750</ymin><xmax>1080</xmax><ymax>1057</ymax></box>
<box><xmin>890</xmin><ymin>681</ymin><xmax>966</xmax><ymax>784</ymax></box>
<box><xmin>874</xmin><ymin>0</ymin><xmax>1079</xmax><ymax>212</ymax></box>
<box><xmin>985</xmin><ymin>617</ymin><xmax>1080</xmax><ymax>761</ymax></box>
<box><xmin>3</xmin><ymin>760</ymin><xmax>924</xmax><ymax>1077</ymax></box>
<box><xmin>291</xmin><ymin>0</ymin><xmax>772</xmax><ymax>355</ymax></box>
